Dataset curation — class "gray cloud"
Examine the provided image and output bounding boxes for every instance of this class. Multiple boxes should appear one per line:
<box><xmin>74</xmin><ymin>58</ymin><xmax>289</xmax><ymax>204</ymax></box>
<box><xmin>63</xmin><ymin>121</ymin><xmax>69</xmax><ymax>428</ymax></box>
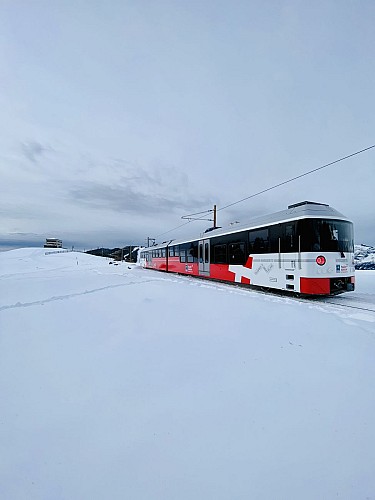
<box><xmin>69</xmin><ymin>182</ymin><xmax>209</xmax><ymax>215</ymax></box>
<box><xmin>0</xmin><ymin>233</ymin><xmax>44</xmax><ymax>249</ymax></box>
<box><xmin>67</xmin><ymin>158</ymin><xmax>213</xmax><ymax>217</ymax></box>
<box><xmin>21</xmin><ymin>141</ymin><xmax>48</xmax><ymax>162</ymax></box>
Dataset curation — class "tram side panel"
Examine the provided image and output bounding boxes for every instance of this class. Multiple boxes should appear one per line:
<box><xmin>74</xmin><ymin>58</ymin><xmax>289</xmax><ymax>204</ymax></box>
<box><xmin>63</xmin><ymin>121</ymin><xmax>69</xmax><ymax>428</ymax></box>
<box><xmin>223</xmin><ymin>251</ymin><xmax>354</xmax><ymax>294</ymax></box>
<box><xmin>140</xmin><ymin>249</ymin><xmax>354</xmax><ymax>295</ymax></box>
<box><xmin>141</xmin><ymin>251</ymin><xmax>354</xmax><ymax>295</ymax></box>
<box><xmin>168</xmin><ymin>259</ymin><xmax>199</xmax><ymax>275</ymax></box>
<box><xmin>226</xmin><ymin>253</ymin><xmax>298</xmax><ymax>291</ymax></box>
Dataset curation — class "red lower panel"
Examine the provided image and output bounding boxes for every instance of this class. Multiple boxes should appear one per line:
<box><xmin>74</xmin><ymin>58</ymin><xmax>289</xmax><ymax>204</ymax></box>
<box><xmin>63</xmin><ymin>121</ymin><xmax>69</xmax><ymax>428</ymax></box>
<box><xmin>168</xmin><ymin>259</ymin><xmax>198</xmax><ymax>275</ymax></box>
<box><xmin>210</xmin><ymin>264</ymin><xmax>251</xmax><ymax>284</ymax></box>
<box><xmin>300</xmin><ymin>277</ymin><xmax>330</xmax><ymax>295</ymax></box>
<box><xmin>148</xmin><ymin>258</ymin><xmax>167</xmax><ymax>271</ymax></box>
<box><xmin>245</xmin><ymin>256</ymin><xmax>253</xmax><ymax>269</ymax></box>
<box><xmin>209</xmin><ymin>264</ymin><xmax>236</xmax><ymax>282</ymax></box>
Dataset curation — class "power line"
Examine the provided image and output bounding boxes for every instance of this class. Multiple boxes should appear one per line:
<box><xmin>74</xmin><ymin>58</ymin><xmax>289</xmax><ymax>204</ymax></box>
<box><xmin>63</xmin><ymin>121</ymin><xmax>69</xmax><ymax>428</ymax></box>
<box><xmin>156</xmin><ymin>209</ymin><xmax>214</xmax><ymax>238</ymax></box>
<box><xmin>181</xmin><ymin>209</ymin><xmax>213</xmax><ymax>218</ymax></box>
<box><xmin>155</xmin><ymin>220</ymin><xmax>193</xmax><ymax>239</ymax></box>
<box><xmin>181</xmin><ymin>209</ymin><xmax>214</xmax><ymax>223</ymax></box>
<box><xmin>218</xmin><ymin>144</ymin><xmax>375</xmax><ymax>212</ymax></box>
<box><xmin>153</xmin><ymin>143</ymin><xmax>375</xmax><ymax>241</ymax></box>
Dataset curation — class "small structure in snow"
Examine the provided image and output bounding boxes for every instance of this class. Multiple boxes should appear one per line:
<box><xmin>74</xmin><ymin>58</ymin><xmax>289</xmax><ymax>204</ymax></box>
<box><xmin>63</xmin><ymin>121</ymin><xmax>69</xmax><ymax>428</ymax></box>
<box><xmin>44</xmin><ymin>238</ymin><xmax>63</xmax><ymax>248</ymax></box>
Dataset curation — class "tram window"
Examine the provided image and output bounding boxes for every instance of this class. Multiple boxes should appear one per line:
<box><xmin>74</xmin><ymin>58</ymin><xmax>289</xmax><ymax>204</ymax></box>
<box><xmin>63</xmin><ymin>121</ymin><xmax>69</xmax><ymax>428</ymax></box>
<box><xmin>169</xmin><ymin>247</ymin><xmax>174</xmax><ymax>257</ymax></box>
<box><xmin>283</xmin><ymin>223</ymin><xmax>297</xmax><ymax>252</ymax></box>
<box><xmin>204</xmin><ymin>243</ymin><xmax>209</xmax><ymax>263</ymax></box>
<box><xmin>297</xmin><ymin>220</ymin><xmax>313</xmax><ymax>252</ymax></box>
<box><xmin>214</xmin><ymin>244</ymin><xmax>227</xmax><ymax>264</ymax></box>
<box><xmin>249</xmin><ymin>228</ymin><xmax>269</xmax><ymax>253</ymax></box>
<box><xmin>161</xmin><ymin>248</ymin><xmax>166</xmax><ymax>258</ymax></box>
<box><xmin>269</xmin><ymin>225</ymin><xmax>283</xmax><ymax>253</ymax></box>
<box><xmin>180</xmin><ymin>248</ymin><xmax>187</xmax><ymax>263</ymax></box>
<box><xmin>229</xmin><ymin>242</ymin><xmax>246</xmax><ymax>264</ymax></box>
<box><xmin>199</xmin><ymin>244</ymin><xmax>203</xmax><ymax>263</ymax></box>
<box><xmin>188</xmin><ymin>242</ymin><xmax>197</xmax><ymax>263</ymax></box>
<box><xmin>297</xmin><ymin>219</ymin><xmax>354</xmax><ymax>253</ymax></box>
<box><xmin>320</xmin><ymin>221</ymin><xmax>344</xmax><ymax>251</ymax></box>
<box><xmin>174</xmin><ymin>246</ymin><xmax>180</xmax><ymax>257</ymax></box>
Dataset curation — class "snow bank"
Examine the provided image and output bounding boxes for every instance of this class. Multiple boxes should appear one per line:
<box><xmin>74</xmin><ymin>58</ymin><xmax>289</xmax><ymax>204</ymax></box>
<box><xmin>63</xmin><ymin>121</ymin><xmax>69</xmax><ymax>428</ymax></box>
<box><xmin>1</xmin><ymin>249</ymin><xmax>375</xmax><ymax>500</ymax></box>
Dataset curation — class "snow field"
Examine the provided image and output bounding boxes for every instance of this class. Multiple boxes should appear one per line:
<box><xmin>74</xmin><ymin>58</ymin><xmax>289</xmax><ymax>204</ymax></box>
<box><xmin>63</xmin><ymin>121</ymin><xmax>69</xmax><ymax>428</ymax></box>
<box><xmin>1</xmin><ymin>249</ymin><xmax>375</xmax><ymax>500</ymax></box>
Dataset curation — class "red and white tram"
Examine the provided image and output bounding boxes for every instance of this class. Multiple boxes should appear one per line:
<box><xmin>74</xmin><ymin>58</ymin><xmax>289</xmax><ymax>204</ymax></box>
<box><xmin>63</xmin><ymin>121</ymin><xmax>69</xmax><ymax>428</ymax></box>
<box><xmin>139</xmin><ymin>201</ymin><xmax>355</xmax><ymax>295</ymax></box>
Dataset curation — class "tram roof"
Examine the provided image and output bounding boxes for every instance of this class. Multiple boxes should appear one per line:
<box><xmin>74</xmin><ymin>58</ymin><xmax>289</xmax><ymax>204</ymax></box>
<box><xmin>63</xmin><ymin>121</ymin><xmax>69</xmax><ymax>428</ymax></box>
<box><xmin>145</xmin><ymin>201</ymin><xmax>351</xmax><ymax>250</ymax></box>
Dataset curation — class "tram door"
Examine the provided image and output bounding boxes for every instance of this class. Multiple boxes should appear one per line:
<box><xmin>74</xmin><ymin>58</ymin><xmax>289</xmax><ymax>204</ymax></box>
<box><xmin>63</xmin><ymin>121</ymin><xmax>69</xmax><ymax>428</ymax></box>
<box><xmin>198</xmin><ymin>239</ymin><xmax>210</xmax><ymax>276</ymax></box>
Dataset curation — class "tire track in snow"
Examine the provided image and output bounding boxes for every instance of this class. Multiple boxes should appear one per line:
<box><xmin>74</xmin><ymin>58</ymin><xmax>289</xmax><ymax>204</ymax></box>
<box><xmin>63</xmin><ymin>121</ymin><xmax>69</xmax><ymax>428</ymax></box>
<box><xmin>0</xmin><ymin>279</ymin><xmax>159</xmax><ymax>312</ymax></box>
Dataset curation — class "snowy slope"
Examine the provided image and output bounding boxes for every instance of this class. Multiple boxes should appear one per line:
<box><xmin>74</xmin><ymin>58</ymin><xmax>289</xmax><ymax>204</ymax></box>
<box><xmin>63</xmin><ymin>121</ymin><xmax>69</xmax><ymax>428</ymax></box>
<box><xmin>1</xmin><ymin>248</ymin><xmax>375</xmax><ymax>500</ymax></box>
<box><xmin>355</xmin><ymin>243</ymin><xmax>375</xmax><ymax>269</ymax></box>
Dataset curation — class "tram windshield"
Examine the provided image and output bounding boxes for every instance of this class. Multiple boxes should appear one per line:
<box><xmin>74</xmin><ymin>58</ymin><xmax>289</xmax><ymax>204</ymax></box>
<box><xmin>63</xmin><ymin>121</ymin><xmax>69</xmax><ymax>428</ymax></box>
<box><xmin>298</xmin><ymin>219</ymin><xmax>354</xmax><ymax>253</ymax></box>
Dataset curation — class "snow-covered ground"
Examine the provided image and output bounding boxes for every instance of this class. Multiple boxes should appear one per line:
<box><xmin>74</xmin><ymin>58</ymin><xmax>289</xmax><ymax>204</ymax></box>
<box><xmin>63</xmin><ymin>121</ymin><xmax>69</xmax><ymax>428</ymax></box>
<box><xmin>1</xmin><ymin>248</ymin><xmax>375</xmax><ymax>500</ymax></box>
<box><xmin>355</xmin><ymin>244</ymin><xmax>375</xmax><ymax>270</ymax></box>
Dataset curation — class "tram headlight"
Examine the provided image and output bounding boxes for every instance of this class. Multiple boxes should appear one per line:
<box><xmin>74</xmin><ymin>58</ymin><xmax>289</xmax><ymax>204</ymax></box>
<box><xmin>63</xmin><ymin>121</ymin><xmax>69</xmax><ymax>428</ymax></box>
<box><xmin>316</xmin><ymin>255</ymin><xmax>326</xmax><ymax>266</ymax></box>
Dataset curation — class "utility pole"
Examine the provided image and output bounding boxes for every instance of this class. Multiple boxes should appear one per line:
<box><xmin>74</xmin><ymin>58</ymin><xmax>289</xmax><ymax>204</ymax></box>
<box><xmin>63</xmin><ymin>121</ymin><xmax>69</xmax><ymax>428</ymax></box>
<box><xmin>213</xmin><ymin>204</ymin><xmax>217</xmax><ymax>228</ymax></box>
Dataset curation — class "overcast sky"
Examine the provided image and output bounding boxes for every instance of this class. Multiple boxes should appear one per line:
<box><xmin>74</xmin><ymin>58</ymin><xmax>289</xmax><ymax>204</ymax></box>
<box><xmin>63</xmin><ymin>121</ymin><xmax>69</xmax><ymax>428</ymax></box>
<box><xmin>1</xmin><ymin>0</ymin><xmax>374</xmax><ymax>250</ymax></box>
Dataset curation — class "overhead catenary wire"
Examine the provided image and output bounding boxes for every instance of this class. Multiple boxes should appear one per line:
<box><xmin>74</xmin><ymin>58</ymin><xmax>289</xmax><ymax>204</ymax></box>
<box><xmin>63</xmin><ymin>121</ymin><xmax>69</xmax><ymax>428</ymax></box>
<box><xmin>156</xmin><ymin>210</ymin><xmax>214</xmax><ymax>238</ymax></box>
<box><xmin>155</xmin><ymin>220</ymin><xmax>193</xmax><ymax>239</ymax></box>
<box><xmin>218</xmin><ymin>144</ymin><xmax>375</xmax><ymax>211</ymax></box>
<box><xmin>154</xmin><ymin>143</ymin><xmax>375</xmax><ymax>240</ymax></box>
<box><xmin>181</xmin><ymin>209</ymin><xmax>213</xmax><ymax>219</ymax></box>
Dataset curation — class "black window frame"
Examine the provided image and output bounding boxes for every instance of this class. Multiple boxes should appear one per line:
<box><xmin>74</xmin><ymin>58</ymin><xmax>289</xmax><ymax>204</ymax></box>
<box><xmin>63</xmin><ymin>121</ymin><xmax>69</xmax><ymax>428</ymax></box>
<box><xmin>228</xmin><ymin>242</ymin><xmax>246</xmax><ymax>265</ymax></box>
<box><xmin>297</xmin><ymin>218</ymin><xmax>354</xmax><ymax>253</ymax></box>
<box><xmin>180</xmin><ymin>247</ymin><xmax>187</xmax><ymax>263</ymax></box>
<box><xmin>249</xmin><ymin>228</ymin><xmax>269</xmax><ymax>254</ymax></box>
<box><xmin>214</xmin><ymin>244</ymin><xmax>227</xmax><ymax>264</ymax></box>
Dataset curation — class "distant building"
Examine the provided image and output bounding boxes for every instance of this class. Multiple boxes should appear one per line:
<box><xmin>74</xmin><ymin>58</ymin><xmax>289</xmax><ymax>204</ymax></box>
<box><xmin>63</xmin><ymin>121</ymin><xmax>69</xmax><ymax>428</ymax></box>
<box><xmin>44</xmin><ymin>238</ymin><xmax>63</xmax><ymax>248</ymax></box>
